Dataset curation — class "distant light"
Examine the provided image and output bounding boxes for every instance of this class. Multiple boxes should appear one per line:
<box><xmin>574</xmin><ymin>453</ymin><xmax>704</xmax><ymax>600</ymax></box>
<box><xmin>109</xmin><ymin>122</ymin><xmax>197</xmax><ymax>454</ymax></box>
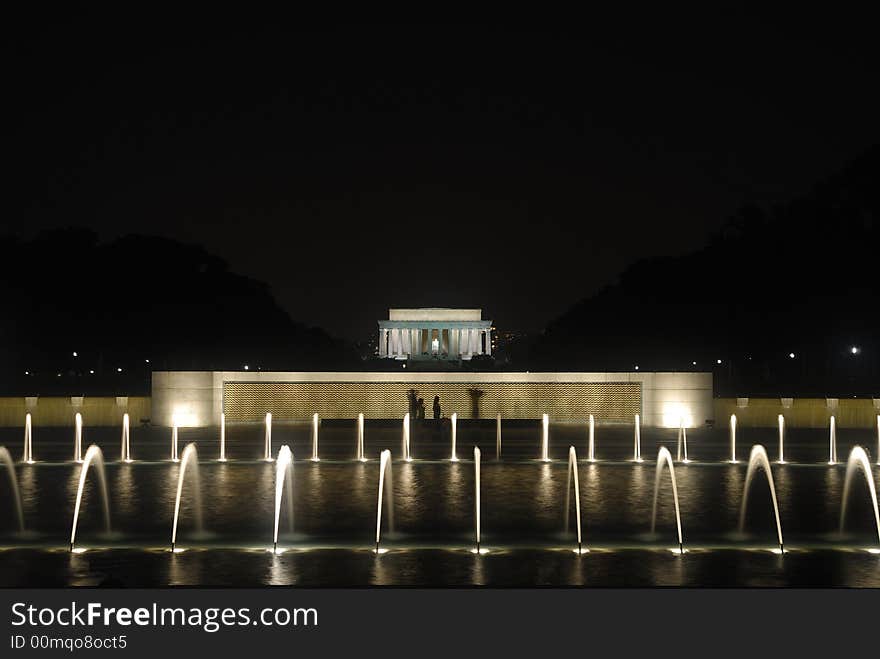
<box><xmin>850</xmin><ymin>346</ymin><xmax>860</xmax><ymax>355</ymax></box>
<box><xmin>789</xmin><ymin>352</ymin><xmax>795</xmax><ymax>359</ymax></box>
<box><xmin>716</xmin><ymin>359</ymin><xmax>722</xmax><ymax>364</ymax></box>
<box><xmin>145</xmin><ymin>358</ymin><xmax>150</xmax><ymax>363</ymax></box>
<box><xmin>634</xmin><ymin>365</ymin><xmax>639</xmax><ymax>370</ymax></box>
<box><xmin>57</xmin><ymin>373</ymin><xmax>61</xmax><ymax>377</ymax></box>
<box><xmin>72</xmin><ymin>351</ymin><xmax>78</xmax><ymax>357</ymax></box>
<box><xmin>24</xmin><ymin>371</ymin><xmax>29</xmax><ymax>375</ymax></box>
<box><xmin>89</xmin><ymin>370</ymin><xmax>95</xmax><ymax>374</ymax></box>
<box><xmin>692</xmin><ymin>361</ymin><xmax>697</xmax><ymax>366</ymax></box>
<box><xmin>243</xmin><ymin>365</ymin><xmax>249</xmax><ymax>371</ymax></box>
<box><xmin>117</xmin><ymin>367</ymin><xmax>123</xmax><ymax>372</ymax></box>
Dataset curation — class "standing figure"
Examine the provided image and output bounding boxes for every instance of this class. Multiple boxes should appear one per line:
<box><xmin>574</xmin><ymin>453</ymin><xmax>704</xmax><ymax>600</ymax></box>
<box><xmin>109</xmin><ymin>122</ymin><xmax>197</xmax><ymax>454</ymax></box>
<box><xmin>433</xmin><ymin>395</ymin><xmax>442</xmax><ymax>420</ymax></box>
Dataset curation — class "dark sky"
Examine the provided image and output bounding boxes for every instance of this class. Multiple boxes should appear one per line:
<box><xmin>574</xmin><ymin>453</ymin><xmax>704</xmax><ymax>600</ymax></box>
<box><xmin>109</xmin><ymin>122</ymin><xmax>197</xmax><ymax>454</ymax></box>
<box><xmin>5</xmin><ymin>17</ymin><xmax>879</xmax><ymax>341</ymax></box>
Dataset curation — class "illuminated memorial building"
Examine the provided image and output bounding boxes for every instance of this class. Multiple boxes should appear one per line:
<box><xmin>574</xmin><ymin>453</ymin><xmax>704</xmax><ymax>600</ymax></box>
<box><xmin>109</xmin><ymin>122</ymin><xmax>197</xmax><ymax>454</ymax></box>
<box><xmin>377</xmin><ymin>309</ymin><xmax>493</xmax><ymax>361</ymax></box>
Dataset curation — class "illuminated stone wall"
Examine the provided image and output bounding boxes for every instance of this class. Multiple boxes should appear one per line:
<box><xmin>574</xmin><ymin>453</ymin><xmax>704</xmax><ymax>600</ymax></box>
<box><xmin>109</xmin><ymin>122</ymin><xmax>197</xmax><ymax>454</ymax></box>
<box><xmin>0</xmin><ymin>396</ymin><xmax>151</xmax><ymax>427</ymax></box>
<box><xmin>152</xmin><ymin>371</ymin><xmax>714</xmax><ymax>428</ymax></box>
<box><xmin>715</xmin><ymin>397</ymin><xmax>880</xmax><ymax>428</ymax></box>
<box><xmin>223</xmin><ymin>381</ymin><xmax>641</xmax><ymax>422</ymax></box>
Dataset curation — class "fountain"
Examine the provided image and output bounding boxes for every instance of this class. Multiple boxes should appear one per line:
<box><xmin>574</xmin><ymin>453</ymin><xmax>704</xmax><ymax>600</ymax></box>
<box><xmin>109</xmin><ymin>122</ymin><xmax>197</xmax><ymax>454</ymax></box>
<box><xmin>450</xmin><ymin>413</ymin><xmax>458</xmax><ymax>462</ymax></box>
<box><xmin>218</xmin><ymin>412</ymin><xmax>227</xmax><ymax>462</ymax></box>
<box><xmin>357</xmin><ymin>413</ymin><xmax>366</xmax><ymax>462</ymax></box>
<box><xmin>171</xmin><ymin>443</ymin><xmax>203</xmax><ymax>551</ymax></box>
<box><xmin>496</xmin><ymin>413</ymin><xmax>502</xmax><ymax>460</ymax></box>
<box><xmin>739</xmin><ymin>445</ymin><xmax>784</xmax><ymax>552</ymax></box>
<box><xmin>676</xmin><ymin>418</ymin><xmax>689</xmax><ymax>462</ymax></box>
<box><xmin>170</xmin><ymin>425</ymin><xmax>179</xmax><ymax>462</ymax></box>
<box><xmin>23</xmin><ymin>413</ymin><xmax>33</xmax><ymax>464</ymax></box>
<box><xmin>587</xmin><ymin>414</ymin><xmax>595</xmax><ymax>462</ymax></box>
<box><xmin>0</xmin><ymin>447</ymin><xmax>24</xmax><ymax>532</ymax></box>
<box><xmin>120</xmin><ymin>413</ymin><xmax>131</xmax><ymax>462</ymax></box>
<box><xmin>541</xmin><ymin>414</ymin><xmax>550</xmax><ymax>462</ymax></box>
<box><xmin>403</xmin><ymin>413</ymin><xmax>412</xmax><ymax>462</ymax></box>
<box><xmin>69</xmin><ymin>445</ymin><xmax>110</xmax><ymax>551</ymax></box>
<box><xmin>651</xmin><ymin>446</ymin><xmax>684</xmax><ymax>553</ymax></box>
<box><xmin>839</xmin><ymin>446</ymin><xmax>880</xmax><ymax>549</ymax></box>
<box><xmin>729</xmin><ymin>413</ymin><xmax>737</xmax><ymax>463</ymax></box>
<box><xmin>564</xmin><ymin>446</ymin><xmax>583</xmax><ymax>553</ymax></box>
<box><xmin>828</xmin><ymin>415</ymin><xmax>838</xmax><ymax>465</ymax></box>
<box><xmin>474</xmin><ymin>446</ymin><xmax>481</xmax><ymax>552</ymax></box>
<box><xmin>777</xmin><ymin>414</ymin><xmax>785</xmax><ymax>464</ymax></box>
<box><xmin>272</xmin><ymin>445</ymin><xmax>294</xmax><ymax>551</ymax></box>
<box><xmin>264</xmin><ymin>412</ymin><xmax>273</xmax><ymax>462</ymax></box>
<box><xmin>374</xmin><ymin>449</ymin><xmax>394</xmax><ymax>552</ymax></box>
<box><xmin>74</xmin><ymin>412</ymin><xmax>83</xmax><ymax>463</ymax></box>
<box><xmin>877</xmin><ymin>415</ymin><xmax>880</xmax><ymax>466</ymax></box>
<box><xmin>633</xmin><ymin>414</ymin><xmax>642</xmax><ymax>462</ymax></box>
<box><xmin>311</xmin><ymin>413</ymin><xmax>320</xmax><ymax>462</ymax></box>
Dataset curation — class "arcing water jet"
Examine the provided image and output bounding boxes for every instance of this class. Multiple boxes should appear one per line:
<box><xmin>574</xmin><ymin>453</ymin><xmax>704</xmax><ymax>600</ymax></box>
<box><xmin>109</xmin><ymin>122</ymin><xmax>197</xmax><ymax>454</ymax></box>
<box><xmin>839</xmin><ymin>446</ymin><xmax>880</xmax><ymax>549</ymax></box>
<box><xmin>651</xmin><ymin>446</ymin><xmax>684</xmax><ymax>553</ymax></box>
<box><xmin>374</xmin><ymin>449</ymin><xmax>394</xmax><ymax>551</ymax></box>
<box><xmin>69</xmin><ymin>445</ymin><xmax>110</xmax><ymax>551</ymax></box>
<box><xmin>564</xmin><ymin>446</ymin><xmax>583</xmax><ymax>552</ymax></box>
<box><xmin>0</xmin><ymin>447</ymin><xmax>24</xmax><ymax>532</ymax></box>
<box><xmin>739</xmin><ymin>445</ymin><xmax>784</xmax><ymax>552</ymax></box>
<box><xmin>171</xmin><ymin>443</ymin><xmax>203</xmax><ymax>551</ymax></box>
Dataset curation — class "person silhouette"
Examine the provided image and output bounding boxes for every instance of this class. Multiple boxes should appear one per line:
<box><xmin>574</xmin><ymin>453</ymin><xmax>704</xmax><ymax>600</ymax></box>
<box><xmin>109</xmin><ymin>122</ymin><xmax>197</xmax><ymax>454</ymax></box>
<box><xmin>433</xmin><ymin>395</ymin><xmax>442</xmax><ymax>420</ymax></box>
<box><xmin>416</xmin><ymin>398</ymin><xmax>426</xmax><ymax>420</ymax></box>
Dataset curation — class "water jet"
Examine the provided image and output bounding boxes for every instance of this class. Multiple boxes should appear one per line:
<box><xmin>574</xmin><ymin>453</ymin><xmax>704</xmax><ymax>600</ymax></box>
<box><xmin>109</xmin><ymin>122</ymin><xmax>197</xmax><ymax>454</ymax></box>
<box><xmin>839</xmin><ymin>446</ymin><xmax>880</xmax><ymax>549</ymax></box>
<box><xmin>541</xmin><ymin>414</ymin><xmax>550</xmax><ymax>462</ymax></box>
<box><xmin>120</xmin><ymin>413</ymin><xmax>131</xmax><ymax>462</ymax></box>
<box><xmin>587</xmin><ymin>414</ymin><xmax>595</xmax><ymax>462</ymax></box>
<box><xmin>311</xmin><ymin>413</ymin><xmax>320</xmax><ymax>462</ymax></box>
<box><xmin>474</xmin><ymin>446</ymin><xmax>481</xmax><ymax>552</ymax></box>
<box><xmin>676</xmin><ymin>418</ymin><xmax>689</xmax><ymax>462</ymax></box>
<box><xmin>374</xmin><ymin>449</ymin><xmax>394</xmax><ymax>552</ymax></box>
<box><xmin>0</xmin><ymin>447</ymin><xmax>24</xmax><ymax>532</ymax></box>
<box><xmin>264</xmin><ymin>412</ymin><xmax>273</xmax><ymax>461</ymax></box>
<box><xmin>170</xmin><ymin>425</ymin><xmax>179</xmax><ymax>462</ymax></box>
<box><xmin>272</xmin><ymin>445</ymin><xmax>294</xmax><ymax>551</ymax></box>
<box><xmin>828</xmin><ymin>416</ymin><xmax>838</xmax><ymax>465</ymax></box>
<box><xmin>23</xmin><ymin>413</ymin><xmax>33</xmax><ymax>464</ymax></box>
<box><xmin>450</xmin><ymin>413</ymin><xmax>458</xmax><ymax>462</ymax></box>
<box><xmin>218</xmin><ymin>412</ymin><xmax>226</xmax><ymax>462</ymax></box>
<box><xmin>729</xmin><ymin>414</ymin><xmax>737</xmax><ymax>463</ymax></box>
<box><xmin>496</xmin><ymin>413</ymin><xmax>502</xmax><ymax>460</ymax></box>
<box><xmin>403</xmin><ymin>413</ymin><xmax>412</xmax><ymax>462</ymax></box>
<box><xmin>633</xmin><ymin>414</ymin><xmax>642</xmax><ymax>462</ymax></box>
<box><xmin>74</xmin><ymin>413</ymin><xmax>83</xmax><ymax>463</ymax></box>
<box><xmin>651</xmin><ymin>446</ymin><xmax>683</xmax><ymax>553</ymax></box>
<box><xmin>777</xmin><ymin>415</ymin><xmax>785</xmax><ymax>464</ymax></box>
<box><xmin>69</xmin><ymin>445</ymin><xmax>110</xmax><ymax>551</ymax></box>
<box><xmin>357</xmin><ymin>413</ymin><xmax>366</xmax><ymax>462</ymax></box>
<box><xmin>170</xmin><ymin>443</ymin><xmax>203</xmax><ymax>551</ymax></box>
<box><xmin>564</xmin><ymin>446</ymin><xmax>583</xmax><ymax>553</ymax></box>
<box><xmin>739</xmin><ymin>445</ymin><xmax>784</xmax><ymax>552</ymax></box>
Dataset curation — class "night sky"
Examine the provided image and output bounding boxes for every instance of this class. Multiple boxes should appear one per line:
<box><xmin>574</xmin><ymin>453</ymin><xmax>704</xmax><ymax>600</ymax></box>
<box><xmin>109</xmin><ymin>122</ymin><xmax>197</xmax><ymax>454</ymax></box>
<box><xmin>5</xmin><ymin>17</ymin><xmax>879</xmax><ymax>341</ymax></box>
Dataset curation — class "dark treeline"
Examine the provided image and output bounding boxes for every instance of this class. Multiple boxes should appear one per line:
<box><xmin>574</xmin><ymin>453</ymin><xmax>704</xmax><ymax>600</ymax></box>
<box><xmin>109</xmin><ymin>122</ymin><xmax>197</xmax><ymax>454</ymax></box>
<box><xmin>528</xmin><ymin>146</ymin><xmax>880</xmax><ymax>397</ymax></box>
<box><xmin>0</xmin><ymin>230</ymin><xmax>356</xmax><ymax>394</ymax></box>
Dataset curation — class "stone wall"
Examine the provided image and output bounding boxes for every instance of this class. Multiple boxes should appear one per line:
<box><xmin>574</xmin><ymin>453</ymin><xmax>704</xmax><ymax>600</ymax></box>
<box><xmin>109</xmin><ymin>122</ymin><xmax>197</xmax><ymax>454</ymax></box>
<box><xmin>0</xmin><ymin>396</ymin><xmax>151</xmax><ymax>427</ymax></box>
<box><xmin>152</xmin><ymin>371</ymin><xmax>714</xmax><ymax>428</ymax></box>
<box><xmin>714</xmin><ymin>397</ymin><xmax>880</xmax><ymax>428</ymax></box>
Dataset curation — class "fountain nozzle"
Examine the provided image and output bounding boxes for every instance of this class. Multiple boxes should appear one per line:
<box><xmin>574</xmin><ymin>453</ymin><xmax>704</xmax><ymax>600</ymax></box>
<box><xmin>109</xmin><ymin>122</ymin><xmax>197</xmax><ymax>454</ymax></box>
<box><xmin>69</xmin><ymin>542</ymin><xmax>73</xmax><ymax>552</ymax></box>
<box><xmin>171</xmin><ymin>542</ymin><xmax>175</xmax><ymax>552</ymax></box>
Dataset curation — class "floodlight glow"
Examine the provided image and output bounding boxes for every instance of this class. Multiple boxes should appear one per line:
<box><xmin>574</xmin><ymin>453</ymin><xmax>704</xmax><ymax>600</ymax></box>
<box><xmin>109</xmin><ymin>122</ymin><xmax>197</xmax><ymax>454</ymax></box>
<box><xmin>661</xmin><ymin>404</ymin><xmax>693</xmax><ymax>428</ymax></box>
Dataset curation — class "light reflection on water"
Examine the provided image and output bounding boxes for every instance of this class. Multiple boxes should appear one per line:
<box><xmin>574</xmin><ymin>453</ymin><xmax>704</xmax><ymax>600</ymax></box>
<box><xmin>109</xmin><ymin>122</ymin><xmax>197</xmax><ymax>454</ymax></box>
<box><xmin>1</xmin><ymin>422</ymin><xmax>879</xmax><ymax>586</ymax></box>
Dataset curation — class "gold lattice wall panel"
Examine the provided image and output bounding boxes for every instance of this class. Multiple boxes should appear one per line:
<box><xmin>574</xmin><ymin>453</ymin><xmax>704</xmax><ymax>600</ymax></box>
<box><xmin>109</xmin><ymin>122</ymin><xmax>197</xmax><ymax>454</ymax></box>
<box><xmin>223</xmin><ymin>381</ymin><xmax>641</xmax><ymax>422</ymax></box>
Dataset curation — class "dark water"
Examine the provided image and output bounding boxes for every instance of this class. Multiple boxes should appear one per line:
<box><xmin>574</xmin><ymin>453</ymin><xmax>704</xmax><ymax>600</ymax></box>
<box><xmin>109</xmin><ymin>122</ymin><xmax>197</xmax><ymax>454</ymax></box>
<box><xmin>1</xmin><ymin>420</ymin><xmax>879</xmax><ymax>586</ymax></box>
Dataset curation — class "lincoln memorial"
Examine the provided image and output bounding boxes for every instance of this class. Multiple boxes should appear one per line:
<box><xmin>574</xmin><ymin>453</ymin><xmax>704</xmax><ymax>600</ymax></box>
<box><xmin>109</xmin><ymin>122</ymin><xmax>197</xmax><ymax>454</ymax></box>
<box><xmin>377</xmin><ymin>308</ymin><xmax>493</xmax><ymax>361</ymax></box>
